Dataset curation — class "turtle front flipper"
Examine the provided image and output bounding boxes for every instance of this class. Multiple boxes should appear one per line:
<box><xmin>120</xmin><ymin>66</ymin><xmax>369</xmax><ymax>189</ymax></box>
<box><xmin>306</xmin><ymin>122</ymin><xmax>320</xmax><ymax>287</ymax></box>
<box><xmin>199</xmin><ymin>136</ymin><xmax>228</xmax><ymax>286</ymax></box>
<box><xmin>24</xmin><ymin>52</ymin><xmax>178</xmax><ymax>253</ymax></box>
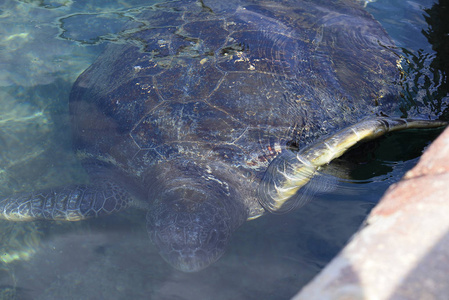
<box><xmin>0</xmin><ymin>181</ymin><xmax>133</xmax><ymax>221</ymax></box>
<box><xmin>259</xmin><ymin>117</ymin><xmax>448</xmax><ymax>213</ymax></box>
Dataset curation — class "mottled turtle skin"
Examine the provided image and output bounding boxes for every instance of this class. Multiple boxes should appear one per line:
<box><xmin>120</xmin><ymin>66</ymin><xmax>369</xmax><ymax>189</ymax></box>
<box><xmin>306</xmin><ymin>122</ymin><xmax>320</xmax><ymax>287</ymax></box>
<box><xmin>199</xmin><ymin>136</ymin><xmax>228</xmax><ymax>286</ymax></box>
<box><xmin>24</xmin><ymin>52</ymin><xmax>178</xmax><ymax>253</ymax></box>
<box><xmin>1</xmin><ymin>0</ymin><xmax>402</xmax><ymax>271</ymax></box>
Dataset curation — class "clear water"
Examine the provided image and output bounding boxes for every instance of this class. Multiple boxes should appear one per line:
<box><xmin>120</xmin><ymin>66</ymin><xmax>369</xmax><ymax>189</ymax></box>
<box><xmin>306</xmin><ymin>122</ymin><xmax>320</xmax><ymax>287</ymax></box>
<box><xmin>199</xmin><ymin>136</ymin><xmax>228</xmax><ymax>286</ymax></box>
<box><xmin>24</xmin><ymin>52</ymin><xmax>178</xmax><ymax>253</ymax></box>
<box><xmin>0</xmin><ymin>0</ymin><xmax>447</xmax><ymax>299</ymax></box>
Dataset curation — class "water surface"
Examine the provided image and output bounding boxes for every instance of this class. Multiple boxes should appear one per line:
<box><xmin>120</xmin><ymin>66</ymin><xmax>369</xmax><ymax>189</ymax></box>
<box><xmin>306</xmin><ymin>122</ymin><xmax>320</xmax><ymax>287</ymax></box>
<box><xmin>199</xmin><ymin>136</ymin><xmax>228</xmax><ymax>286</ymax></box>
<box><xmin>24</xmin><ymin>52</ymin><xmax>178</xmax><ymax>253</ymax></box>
<box><xmin>0</xmin><ymin>0</ymin><xmax>447</xmax><ymax>299</ymax></box>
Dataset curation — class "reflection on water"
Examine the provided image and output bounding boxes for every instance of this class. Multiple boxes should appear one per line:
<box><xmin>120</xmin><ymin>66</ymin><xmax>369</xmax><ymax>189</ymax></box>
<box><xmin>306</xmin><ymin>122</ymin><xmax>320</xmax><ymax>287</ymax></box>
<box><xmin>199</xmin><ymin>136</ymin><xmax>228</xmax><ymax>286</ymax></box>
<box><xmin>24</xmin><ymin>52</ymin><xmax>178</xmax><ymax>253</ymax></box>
<box><xmin>0</xmin><ymin>0</ymin><xmax>447</xmax><ymax>299</ymax></box>
<box><xmin>367</xmin><ymin>0</ymin><xmax>449</xmax><ymax>120</ymax></box>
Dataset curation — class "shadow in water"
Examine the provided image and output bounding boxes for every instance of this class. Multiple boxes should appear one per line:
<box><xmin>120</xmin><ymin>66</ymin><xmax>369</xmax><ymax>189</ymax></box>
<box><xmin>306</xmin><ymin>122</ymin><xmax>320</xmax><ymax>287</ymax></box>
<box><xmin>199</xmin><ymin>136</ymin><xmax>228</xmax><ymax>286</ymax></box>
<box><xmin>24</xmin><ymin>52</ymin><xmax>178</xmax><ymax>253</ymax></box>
<box><xmin>400</xmin><ymin>0</ymin><xmax>449</xmax><ymax>120</ymax></box>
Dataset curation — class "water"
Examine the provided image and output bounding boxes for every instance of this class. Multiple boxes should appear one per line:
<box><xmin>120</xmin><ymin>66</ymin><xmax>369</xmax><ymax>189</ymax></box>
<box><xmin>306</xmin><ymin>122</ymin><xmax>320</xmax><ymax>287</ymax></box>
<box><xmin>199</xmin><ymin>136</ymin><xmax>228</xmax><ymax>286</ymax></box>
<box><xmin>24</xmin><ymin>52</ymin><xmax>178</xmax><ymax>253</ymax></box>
<box><xmin>0</xmin><ymin>0</ymin><xmax>447</xmax><ymax>299</ymax></box>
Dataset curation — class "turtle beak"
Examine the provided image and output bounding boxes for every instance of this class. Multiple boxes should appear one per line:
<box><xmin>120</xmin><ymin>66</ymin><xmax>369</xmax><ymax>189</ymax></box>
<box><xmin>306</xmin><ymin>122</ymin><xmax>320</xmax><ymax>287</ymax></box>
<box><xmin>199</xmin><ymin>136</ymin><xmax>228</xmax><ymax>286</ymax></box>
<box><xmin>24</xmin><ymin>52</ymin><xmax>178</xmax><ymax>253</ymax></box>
<box><xmin>146</xmin><ymin>186</ymin><xmax>243</xmax><ymax>272</ymax></box>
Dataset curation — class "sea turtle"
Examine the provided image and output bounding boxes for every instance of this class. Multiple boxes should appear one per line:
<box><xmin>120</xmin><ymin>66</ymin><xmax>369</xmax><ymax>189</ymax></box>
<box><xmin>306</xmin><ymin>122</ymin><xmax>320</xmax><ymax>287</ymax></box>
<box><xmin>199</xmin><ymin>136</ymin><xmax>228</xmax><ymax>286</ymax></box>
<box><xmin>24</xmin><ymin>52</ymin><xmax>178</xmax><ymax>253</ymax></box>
<box><xmin>0</xmin><ymin>0</ymin><xmax>446</xmax><ymax>272</ymax></box>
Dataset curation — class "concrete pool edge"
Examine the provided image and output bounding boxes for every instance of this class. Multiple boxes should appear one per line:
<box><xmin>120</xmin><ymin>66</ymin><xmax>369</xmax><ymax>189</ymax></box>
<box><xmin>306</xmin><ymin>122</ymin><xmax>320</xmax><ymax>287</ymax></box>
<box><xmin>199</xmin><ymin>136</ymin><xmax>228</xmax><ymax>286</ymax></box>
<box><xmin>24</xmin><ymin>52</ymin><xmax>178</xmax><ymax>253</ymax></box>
<box><xmin>293</xmin><ymin>126</ymin><xmax>449</xmax><ymax>300</ymax></box>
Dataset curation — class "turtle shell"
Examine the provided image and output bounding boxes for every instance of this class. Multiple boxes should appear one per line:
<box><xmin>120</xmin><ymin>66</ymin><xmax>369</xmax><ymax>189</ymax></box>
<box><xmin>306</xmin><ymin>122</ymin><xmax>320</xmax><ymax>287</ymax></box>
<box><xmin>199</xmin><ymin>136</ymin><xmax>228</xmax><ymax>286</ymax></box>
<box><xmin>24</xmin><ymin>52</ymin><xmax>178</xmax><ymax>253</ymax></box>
<box><xmin>69</xmin><ymin>0</ymin><xmax>399</xmax><ymax>218</ymax></box>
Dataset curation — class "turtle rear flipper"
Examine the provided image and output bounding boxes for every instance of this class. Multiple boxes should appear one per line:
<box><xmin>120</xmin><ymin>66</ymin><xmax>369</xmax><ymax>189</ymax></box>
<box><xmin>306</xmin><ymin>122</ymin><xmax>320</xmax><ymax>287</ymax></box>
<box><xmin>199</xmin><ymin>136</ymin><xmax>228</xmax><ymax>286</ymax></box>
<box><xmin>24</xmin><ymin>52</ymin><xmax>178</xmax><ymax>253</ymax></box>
<box><xmin>259</xmin><ymin>117</ymin><xmax>448</xmax><ymax>213</ymax></box>
<box><xmin>0</xmin><ymin>181</ymin><xmax>133</xmax><ymax>221</ymax></box>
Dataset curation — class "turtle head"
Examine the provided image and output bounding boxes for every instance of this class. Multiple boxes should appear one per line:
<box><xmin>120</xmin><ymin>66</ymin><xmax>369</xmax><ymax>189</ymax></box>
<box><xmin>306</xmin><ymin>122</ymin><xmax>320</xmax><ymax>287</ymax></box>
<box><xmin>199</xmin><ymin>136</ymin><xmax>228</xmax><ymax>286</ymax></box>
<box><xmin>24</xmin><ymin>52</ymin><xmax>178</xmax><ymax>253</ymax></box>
<box><xmin>146</xmin><ymin>180</ymin><xmax>247</xmax><ymax>272</ymax></box>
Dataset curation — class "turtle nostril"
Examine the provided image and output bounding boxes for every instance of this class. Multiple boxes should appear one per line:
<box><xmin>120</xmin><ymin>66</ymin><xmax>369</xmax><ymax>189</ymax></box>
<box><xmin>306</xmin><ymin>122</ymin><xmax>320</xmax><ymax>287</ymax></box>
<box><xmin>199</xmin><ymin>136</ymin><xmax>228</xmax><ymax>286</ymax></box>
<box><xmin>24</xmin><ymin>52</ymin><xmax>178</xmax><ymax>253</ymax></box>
<box><xmin>206</xmin><ymin>229</ymin><xmax>218</xmax><ymax>246</ymax></box>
